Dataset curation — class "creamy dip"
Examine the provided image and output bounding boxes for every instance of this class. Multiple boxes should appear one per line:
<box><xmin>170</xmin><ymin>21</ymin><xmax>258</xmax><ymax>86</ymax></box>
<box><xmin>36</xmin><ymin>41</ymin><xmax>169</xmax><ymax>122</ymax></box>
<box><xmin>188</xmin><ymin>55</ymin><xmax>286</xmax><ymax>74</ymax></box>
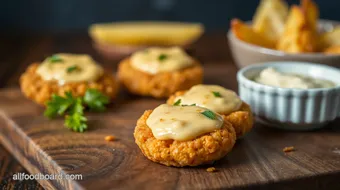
<box><xmin>146</xmin><ymin>104</ymin><xmax>223</xmax><ymax>141</ymax></box>
<box><xmin>130</xmin><ymin>47</ymin><xmax>193</xmax><ymax>74</ymax></box>
<box><xmin>174</xmin><ymin>85</ymin><xmax>242</xmax><ymax>114</ymax></box>
<box><xmin>36</xmin><ymin>53</ymin><xmax>103</xmax><ymax>85</ymax></box>
<box><xmin>255</xmin><ymin>67</ymin><xmax>336</xmax><ymax>89</ymax></box>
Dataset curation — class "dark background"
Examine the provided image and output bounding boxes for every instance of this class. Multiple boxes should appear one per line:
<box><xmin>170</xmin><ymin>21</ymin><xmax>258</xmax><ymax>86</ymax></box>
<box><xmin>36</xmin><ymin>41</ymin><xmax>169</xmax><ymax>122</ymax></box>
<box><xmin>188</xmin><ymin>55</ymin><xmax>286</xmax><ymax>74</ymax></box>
<box><xmin>2</xmin><ymin>0</ymin><xmax>339</xmax><ymax>32</ymax></box>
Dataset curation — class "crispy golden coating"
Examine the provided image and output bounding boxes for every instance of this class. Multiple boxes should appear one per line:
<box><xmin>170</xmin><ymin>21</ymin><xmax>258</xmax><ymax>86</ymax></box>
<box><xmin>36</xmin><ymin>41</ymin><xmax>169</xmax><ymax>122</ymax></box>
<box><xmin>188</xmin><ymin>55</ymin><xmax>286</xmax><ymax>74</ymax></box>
<box><xmin>323</xmin><ymin>46</ymin><xmax>340</xmax><ymax>54</ymax></box>
<box><xmin>117</xmin><ymin>58</ymin><xmax>203</xmax><ymax>98</ymax></box>
<box><xmin>20</xmin><ymin>63</ymin><xmax>119</xmax><ymax>105</ymax></box>
<box><xmin>167</xmin><ymin>90</ymin><xmax>253</xmax><ymax>138</ymax></box>
<box><xmin>134</xmin><ymin>110</ymin><xmax>236</xmax><ymax>167</ymax></box>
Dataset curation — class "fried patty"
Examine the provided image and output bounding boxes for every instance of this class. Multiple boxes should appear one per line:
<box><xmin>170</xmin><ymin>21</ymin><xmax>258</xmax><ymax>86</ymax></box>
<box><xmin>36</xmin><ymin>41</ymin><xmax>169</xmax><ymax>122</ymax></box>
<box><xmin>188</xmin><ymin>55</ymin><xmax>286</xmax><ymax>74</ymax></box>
<box><xmin>20</xmin><ymin>63</ymin><xmax>119</xmax><ymax>105</ymax></box>
<box><xmin>167</xmin><ymin>90</ymin><xmax>253</xmax><ymax>138</ymax></box>
<box><xmin>134</xmin><ymin>110</ymin><xmax>236</xmax><ymax>167</ymax></box>
<box><xmin>117</xmin><ymin>58</ymin><xmax>203</xmax><ymax>98</ymax></box>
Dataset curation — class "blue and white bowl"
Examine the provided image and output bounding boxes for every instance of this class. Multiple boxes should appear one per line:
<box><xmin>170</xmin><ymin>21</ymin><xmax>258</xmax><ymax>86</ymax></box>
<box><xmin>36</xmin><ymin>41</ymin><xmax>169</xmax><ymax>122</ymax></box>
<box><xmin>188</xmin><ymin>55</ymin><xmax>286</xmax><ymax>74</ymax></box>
<box><xmin>237</xmin><ymin>62</ymin><xmax>340</xmax><ymax>130</ymax></box>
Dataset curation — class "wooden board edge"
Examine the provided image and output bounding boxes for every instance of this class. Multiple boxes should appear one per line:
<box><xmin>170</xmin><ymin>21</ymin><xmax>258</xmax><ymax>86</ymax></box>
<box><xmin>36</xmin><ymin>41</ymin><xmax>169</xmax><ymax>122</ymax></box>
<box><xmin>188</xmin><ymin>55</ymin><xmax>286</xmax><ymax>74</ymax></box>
<box><xmin>0</xmin><ymin>111</ymin><xmax>84</xmax><ymax>190</ymax></box>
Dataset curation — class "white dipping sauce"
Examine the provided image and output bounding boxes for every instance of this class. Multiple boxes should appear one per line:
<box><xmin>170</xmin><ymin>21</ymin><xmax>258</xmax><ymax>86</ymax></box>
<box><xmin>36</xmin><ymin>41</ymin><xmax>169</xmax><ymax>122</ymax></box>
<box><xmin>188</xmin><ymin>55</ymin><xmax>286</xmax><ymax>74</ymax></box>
<box><xmin>255</xmin><ymin>67</ymin><xmax>336</xmax><ymax>89</ymax></box>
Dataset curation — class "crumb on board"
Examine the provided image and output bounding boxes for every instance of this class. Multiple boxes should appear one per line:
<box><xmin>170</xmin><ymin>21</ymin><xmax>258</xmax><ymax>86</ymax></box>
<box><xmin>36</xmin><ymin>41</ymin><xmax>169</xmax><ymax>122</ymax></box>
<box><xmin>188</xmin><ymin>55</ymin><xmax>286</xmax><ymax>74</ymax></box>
<box><xmin>105</xmin><ymin>135</ymin><xmax>115</xmax><ymax>142</ymax></box>
<box><xmin>283</xmin><ymin>146</ymin><xmax>295</xmax><ymax>153</ymax></box>
<box><xmin>206</xmin><ymin>167</ymin><xmax>217</xmax><ymax>172</ymax></box>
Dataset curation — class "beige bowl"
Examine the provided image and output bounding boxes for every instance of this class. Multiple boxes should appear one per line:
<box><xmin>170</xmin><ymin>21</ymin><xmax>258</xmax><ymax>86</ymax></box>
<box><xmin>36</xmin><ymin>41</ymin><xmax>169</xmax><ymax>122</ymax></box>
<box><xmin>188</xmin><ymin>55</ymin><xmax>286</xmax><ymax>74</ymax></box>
<box><xmin>228</xmin><ymin>20</ymin><xmax>340</xmax><ymax>68</ymax></box>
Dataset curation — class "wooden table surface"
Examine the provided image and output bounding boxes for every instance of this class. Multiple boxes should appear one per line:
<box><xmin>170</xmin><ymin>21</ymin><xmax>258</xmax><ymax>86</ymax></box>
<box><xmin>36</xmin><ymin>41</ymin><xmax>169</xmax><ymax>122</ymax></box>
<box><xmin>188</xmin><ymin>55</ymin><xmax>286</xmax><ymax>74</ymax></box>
<box><xmin>0</xmin><ymin>32</ymin><xmax>340</xmax><ymax>190</ymax></box>
<box><xmin>0</xmin><ymin>32</ymin><xmax>230</xmax><ymax>189</ymax></box>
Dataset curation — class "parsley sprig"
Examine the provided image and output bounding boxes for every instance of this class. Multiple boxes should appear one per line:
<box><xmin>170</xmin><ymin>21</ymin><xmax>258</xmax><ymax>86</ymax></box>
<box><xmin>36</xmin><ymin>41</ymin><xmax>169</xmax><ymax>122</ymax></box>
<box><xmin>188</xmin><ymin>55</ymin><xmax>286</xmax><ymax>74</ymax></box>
<box><xmin>84</xmin><ymin>89</ymin><xmax>109</xmax><ymax>112</ymax></box>
<box><xmin>66</xmin><ymin>65</ymin><xmax>80</xmax><ymax>73</ymax></box>
<box><xmin>173</xmin><ymin>99</ymin><xmax>181</xmax><ymax>106</ymax></box>
<box><xmin>201</xmin><ymin>110</ymin><xmax>216</xmax><ymax>120</ymax></box>
<box><xmin>49</xmin><ymin>55</ymin><xmax>63</xmax><ymax>63</ymax></box>
<box><xmin>212</xmin><ymin>91</ymin><xmax>222</xmax><ymax>97</ymax></box>
<box><xmin>173</xmin><ymin>99</ymin><xmax>196</xmax><ymax>106</ymax></box>
<box><xmin>158</xmin><ymin>54</ymin><xmax>168</xmax><ymax>61</ymax></box>
<box><xmin>44</xmin><ymin>89</ymin><xmax>110</xmax><ymax>132</ymax></box>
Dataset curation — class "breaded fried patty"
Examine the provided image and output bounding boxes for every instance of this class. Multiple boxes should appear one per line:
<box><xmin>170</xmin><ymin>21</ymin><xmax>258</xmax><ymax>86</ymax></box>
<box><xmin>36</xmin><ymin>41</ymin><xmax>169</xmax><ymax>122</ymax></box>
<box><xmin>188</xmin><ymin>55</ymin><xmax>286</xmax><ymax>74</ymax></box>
<box><xmin>20</xmin><ymin>63</ymin><xmax>119</xmax><ymax>105</ymax></box>
<box><xmin>117</xmin><ymin>58</ymin><xmax>203</xmax><ymax>98</ymax></box>
<box><xmin>134</xmin><ymin>110</ymin><xmax>236</xmax><ymax>167</ymax></box>
<box><xmin>167</xmin><ymin>90</ymin><xmax>253</xmax><ymax>138</ymax></box>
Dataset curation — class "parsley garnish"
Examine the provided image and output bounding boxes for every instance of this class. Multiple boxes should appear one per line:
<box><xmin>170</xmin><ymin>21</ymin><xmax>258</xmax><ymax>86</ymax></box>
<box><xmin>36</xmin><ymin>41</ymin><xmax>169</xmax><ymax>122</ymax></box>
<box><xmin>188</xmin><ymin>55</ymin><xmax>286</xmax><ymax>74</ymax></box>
<box><xmin>44</xmin><ymin>92</ymin><xmax>74</xmax><ymax>118</ymax></box>
<box><xmin>173</xmin><ymin>99</ymin><xmax>181</xmax><ymax>106</ymax></box>
<box><xmin>212</xmin><ymin>91</ymin><xmax>222</xmax><ymax>97</ymax></box>
<box><xmin>44</xmin><ymin>89</ymin><xmax>110</xmax><ymax>132</ymax></box>
<box><xmin>182</xmin><ymin>103</ymin><xmax>197</xmax><ymax>107</ymax></box>
<box><xmin>201</xmin><ymin>110</ymin><xmax>216</xmax><ymax>120</ymax></box>
<box><xmin>66</xmin><ymin>65</ymin><xmax>80</xmax><ymax>73</ymax></box>
<box><xmin>158</xmin><ymin>54</ymin><xmax>167</xmax><ymax>61</ymax></box>
<box><xmin>65</xmin><ymin>98</ymin><xmax>87</xmax><ymax>132</ymax></box>
<box><xmin>84</xmin><ymin>89</ymin><xmax>109</xmax><ymax>112</ymax></box>
<box><xmin>49</xmin><ymin>55</ymin><xmax>63</xmax><ymax>63</ymax></box>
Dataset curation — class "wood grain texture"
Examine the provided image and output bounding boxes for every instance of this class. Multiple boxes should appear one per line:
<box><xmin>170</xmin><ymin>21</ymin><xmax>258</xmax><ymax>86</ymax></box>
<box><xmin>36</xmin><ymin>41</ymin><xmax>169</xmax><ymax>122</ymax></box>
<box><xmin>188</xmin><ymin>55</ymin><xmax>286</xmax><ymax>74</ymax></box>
<box><xmin>0</xmin><ymin>63</ymin><xmax>340</xmax><ymax>190</ymax></box>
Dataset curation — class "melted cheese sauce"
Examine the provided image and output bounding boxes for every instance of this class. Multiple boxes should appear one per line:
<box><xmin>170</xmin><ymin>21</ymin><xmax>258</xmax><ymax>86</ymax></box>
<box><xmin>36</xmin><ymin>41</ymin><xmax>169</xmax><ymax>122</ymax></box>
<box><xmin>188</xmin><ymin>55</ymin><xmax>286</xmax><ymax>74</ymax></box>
<box><xmin>174</xmin><ymin>85</ymin><xmax>242</xmax><ymax>114</ymax></box>
<box><xmin>255</xmin><ymin>67</ymin><xmax>336</xmax><ymax>89</ymax></box>
<box><xmin>130</xmin><ymin>47</ymin><xmax>194</xmax><ymax>74</ymax></box>
<box><xmin>146</xmin><ymin>104</ymin><xmax>223</xmax><ymax>141</ymax></box>
<box><xmin>36</xmin><ymin>53</ymin><xmax>104</xmax><ymax>85</ymax></box>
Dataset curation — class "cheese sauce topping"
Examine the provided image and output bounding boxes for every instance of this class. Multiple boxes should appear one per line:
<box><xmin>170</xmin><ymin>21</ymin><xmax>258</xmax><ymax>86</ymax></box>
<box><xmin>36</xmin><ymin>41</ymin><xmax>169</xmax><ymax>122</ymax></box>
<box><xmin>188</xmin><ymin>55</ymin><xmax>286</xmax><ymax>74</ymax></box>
<box><xmin>36</xmin><ymin>53</ymin><xmax>104</xmax><ymax>85</ymax></box>
<box><xmin>255</xmin><ymin>67</ymin><xmax>336</xmax><ymax>89</ymax></box>
<box><xmin>146</xmin><ymin>104</ymin><xmax>223</xmax><ymax>141</ymax></box>
<box><xmin>174</xmin><ymin>85</ymin><xmax>242</xmax><ymax>114</ymax></box>
<box><xmin>130</xmin><ymin>47</ymin><xmax>194</xmax><ymax>74</ymax></box>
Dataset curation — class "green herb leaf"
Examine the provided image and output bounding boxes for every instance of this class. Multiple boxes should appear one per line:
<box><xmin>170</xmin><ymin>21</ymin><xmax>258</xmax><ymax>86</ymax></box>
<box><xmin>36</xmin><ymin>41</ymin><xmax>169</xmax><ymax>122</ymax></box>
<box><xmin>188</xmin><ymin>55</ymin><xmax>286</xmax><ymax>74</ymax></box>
<box><xmin>43</xmin><ymin>89</ymin><xmax>110</xmax><ymax>133</ymax></box>
<box><xmin>212</xmin><ymin>91</ymin><xmax>222</xmax><ymax>97</ymax></box>
<box><xmin>44</xmin><ymin>92</ymin><xmax>74</xmax><ymax>118</ymax></box>
<box><xmin>182</xmin><ymin>103</ymin><xmax>196</xmax><ymax>107</ymax></box>
<box><xmin>173</xmin><ymin>99</ymin><xmax>181</xmax><ymax>106</ymax></box>
<box><xmin>158</xmin><ymin>54</ymin><xmax>167</xmax><ymax>61</ymax></box>
<box><xmin>64</xmin><ymin>98</ymin><xmax>87</xmax><ymax>132</ymax></box>
<box><xmin>66</xmin><ymin>65</ymin><xmax>79</xmax><ymax>73</ymax></box>
<box><xmin>201</xmin><ymin>110</ymin><xmax>216</xmax><ymax>120</ymax></box>
<box><xmin>83</xmin><ymin>89</ymin><xmax>110</xmax><ymax>112</ymax></box>
<box><xmin>49</xmin><ymin>55</ymin><xmax>63</xmax><ymax>63</ymax></box>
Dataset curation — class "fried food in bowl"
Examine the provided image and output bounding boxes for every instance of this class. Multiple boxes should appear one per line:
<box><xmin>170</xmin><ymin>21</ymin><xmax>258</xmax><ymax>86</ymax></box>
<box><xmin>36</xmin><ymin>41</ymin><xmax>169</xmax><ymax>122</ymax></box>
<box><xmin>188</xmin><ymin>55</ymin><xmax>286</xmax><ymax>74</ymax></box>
<box><xmin>228</xmin><ymin>0</ymin><xmax>340</xmax><ymax>68</ymax></box>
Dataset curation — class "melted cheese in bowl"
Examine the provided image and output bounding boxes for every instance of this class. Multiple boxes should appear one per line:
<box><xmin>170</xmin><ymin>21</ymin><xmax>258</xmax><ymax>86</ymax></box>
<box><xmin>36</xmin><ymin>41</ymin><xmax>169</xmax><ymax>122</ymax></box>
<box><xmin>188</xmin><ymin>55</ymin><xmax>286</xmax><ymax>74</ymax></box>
<box><xmin>174</xmin><ymin>85</ymin><xmax>242</xmax><ymax>114</ymax></box>
<box><xmin>36</xmin><ymin>53</ymin><xmax>103</xmax><ymax>85</ymax></box>
<box><xmin>146</xmin><ymin>104</ymin><xmax>223</xmax><ymax>141</ymax></box>
<box><xmin>130</xmin><ymin>47</ymin><xmax>194</xmax><ymax>74</ymax></box>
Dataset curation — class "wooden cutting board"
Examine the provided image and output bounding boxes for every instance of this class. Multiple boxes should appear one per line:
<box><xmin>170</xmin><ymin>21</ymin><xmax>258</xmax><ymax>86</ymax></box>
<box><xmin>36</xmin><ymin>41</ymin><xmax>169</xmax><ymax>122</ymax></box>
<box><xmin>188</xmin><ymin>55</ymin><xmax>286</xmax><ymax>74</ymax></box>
<box><xmin>0</xmin><ymin>64</ymin><xmax>340</xmax><ymax>190</ymax></box>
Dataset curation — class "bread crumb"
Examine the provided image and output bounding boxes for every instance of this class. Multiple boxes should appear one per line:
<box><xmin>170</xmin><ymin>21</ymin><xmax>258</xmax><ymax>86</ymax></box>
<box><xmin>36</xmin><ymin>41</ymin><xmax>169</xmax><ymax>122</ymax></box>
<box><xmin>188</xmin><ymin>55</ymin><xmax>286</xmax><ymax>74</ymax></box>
<box><xmin>206</xmin><ymin>167</ymin><xmax>217</xmax><ymax>172</ymax></box>
<box><xmin>283</xmin><ymin>146</ymin><xmax>295</xmax><ymax>153</ymax></box>
<box><xmin>105</xmin><ymin>135</ymin><xmax>115</xmax><ymax>142</ymax></box>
